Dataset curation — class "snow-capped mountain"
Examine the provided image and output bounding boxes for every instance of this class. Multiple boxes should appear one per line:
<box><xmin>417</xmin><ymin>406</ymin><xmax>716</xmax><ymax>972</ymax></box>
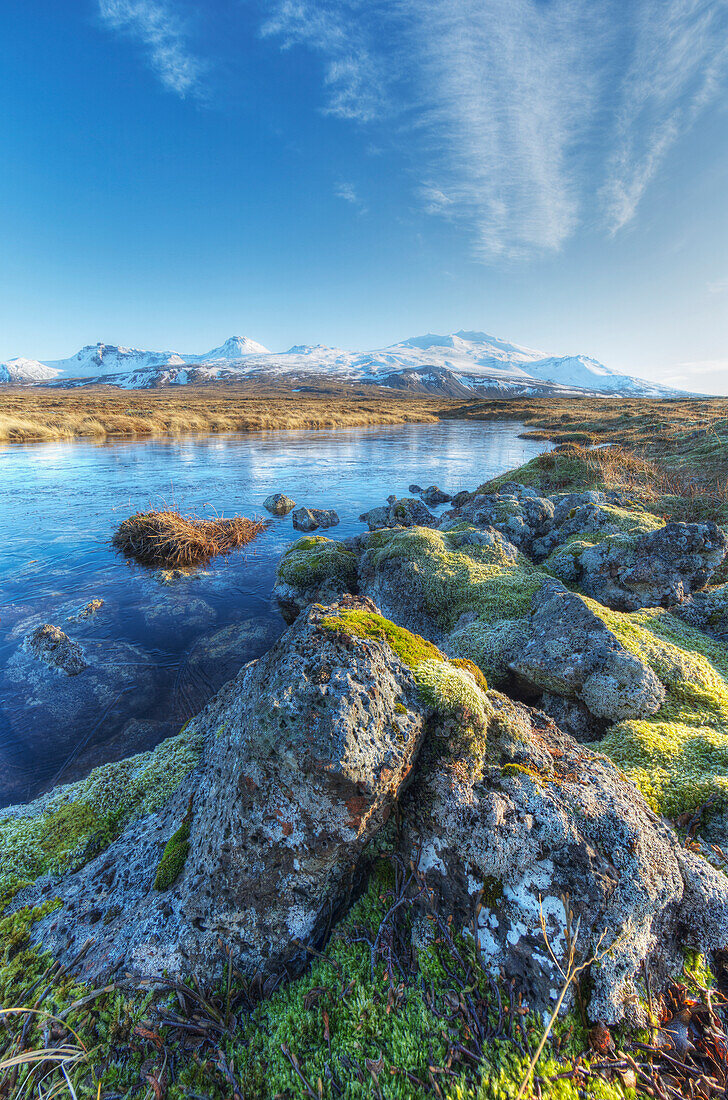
<box><xmin>0</xmin><ymin>330</ymin><xmax>690</xmax><ymax>397</ymax></box>
<box><xmin>0</xmin><ymin>357</ymin><xmax>61</xmax><ymax>383</ymax></box>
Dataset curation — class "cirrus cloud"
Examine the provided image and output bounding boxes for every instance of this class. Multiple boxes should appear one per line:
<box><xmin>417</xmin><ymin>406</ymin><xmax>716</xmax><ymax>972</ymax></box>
<box><xmin>257</xmin><ymin>0</ymin><xmax>728</xmax><ymax>260</ymax></box>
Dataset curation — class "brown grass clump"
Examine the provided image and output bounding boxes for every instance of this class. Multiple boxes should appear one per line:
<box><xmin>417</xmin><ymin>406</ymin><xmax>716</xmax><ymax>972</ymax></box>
<box><xmin>112</xmin><ymin>510</ymin><xmax>268</xmax><ymax>566</ymax></box>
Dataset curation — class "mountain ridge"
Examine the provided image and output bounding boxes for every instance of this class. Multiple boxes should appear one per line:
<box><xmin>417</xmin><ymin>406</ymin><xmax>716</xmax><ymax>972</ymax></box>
<box><xmin>0</xmin><ymin>331</ymin><xmax>694</xmax><ymax>398</ymax></box>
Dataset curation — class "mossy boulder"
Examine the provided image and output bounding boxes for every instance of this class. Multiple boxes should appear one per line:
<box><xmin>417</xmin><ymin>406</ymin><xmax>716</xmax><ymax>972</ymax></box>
<box><xmin>357</xmin><ymin>523</ymin><xmax>544</xmax><ymax>643</ymax></box>
<box><xmin>583</xmin><ymin>600</ymin><xmax>728</xmax><ymax>817</ymax></box>
<box><xmin>273</xmin><ymin>535</ymin><xmax>358</xmax><ymax>622</ymax></box>
<box><xmin>510</xmin><ymin>581</ymin><xmax>665</xmax><ymax>721</ymax></box>
<box><xmin>399</xmin><ymin>690</ymin><xmax>728</xmax><ymax>1024</ymax></box>
<box><xmin>547</xmin><ymin>520</ymin><xmax>727</xmax><ymax>611</ymax></box>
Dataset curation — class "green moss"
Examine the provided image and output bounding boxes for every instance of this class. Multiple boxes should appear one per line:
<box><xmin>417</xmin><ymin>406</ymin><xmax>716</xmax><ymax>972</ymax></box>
<box><xmin>582</xmin><ymin>598</ymin><xmax>728</xmax><ymax>816</ymax></box>
<box><xmin>153</xmin><ymin>818</ymin><xmax>191</xmax><ymax>890</ymax></box>
<box><xmin>449</xmin><ymin>617</ymin><xmax>531</xmax><ymax>685</ymax></box>
<box><xmin>413</xmin><ymin>658</ymin><xmax>489</xmax><ymax>722</ymax></box>
<box><xmin>683</xmin><ymin>948</ymin><xmax>715</xmax><ymax>989</ymax></box>
<box><xmin>276</xmin><ymin>536</ymin><xmax>357</xmax><ymax>589</ymax></box>
<box><xmin>0</xmin><ymin>723</ymin><xmax>204</xmax><ymax>897</ymax></box>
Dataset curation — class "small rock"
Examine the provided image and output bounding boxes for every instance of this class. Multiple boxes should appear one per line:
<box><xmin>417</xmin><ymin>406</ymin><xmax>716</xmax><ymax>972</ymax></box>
<box><xmin>264</xmin><ymin>493</ymin><xmax>296</xmax><ymax>516</ymax></box>
<box><xmin>67</xmin><ymin>599</ymin><xmax>104</xmax><ymax>623</ymax></box>
<box><xmin>408</xmin><ymin>484</ymin><xmax>423</xmax><ymax>494</ymax></box>
<box><xmin>292</xmin><ymin>507</ymin><xmax>340</xmax><ymax>532</ymax></box>
<box><xmin>22</xmin><ymin>624</ymin><xmax>87</xmax><ymax>676</ymax></box>
<box><xmin>420</xmin><ymin>485</ymin><xmax>452</xmax><ymax>506</ymax></box>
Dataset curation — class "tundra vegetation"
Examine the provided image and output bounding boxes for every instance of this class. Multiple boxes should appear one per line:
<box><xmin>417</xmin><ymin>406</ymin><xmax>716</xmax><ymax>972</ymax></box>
<box><xmin>4</xmin><ymin>419</ymin><xmax>728</xmax><ymax>1098</ymax></box>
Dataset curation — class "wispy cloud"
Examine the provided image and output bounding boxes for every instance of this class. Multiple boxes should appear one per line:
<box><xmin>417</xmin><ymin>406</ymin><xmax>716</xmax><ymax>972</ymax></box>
<box><xmin>257</xmin><ymin>0</ymin><xmax>728</xmax><ymax>260</ymax></box>
<box><xmin>259</xmin><ymin>1</ymin><xmax>388</xmax><ymax>121</ymax></box>
<box><xmin>661</xmin><ymin>359</ymin><xmax>728</xmax><ymax>395</ymax></box>
<box><xmin>335</xmin><ymin>181</ymin><xmax>367</xmax><ymax>212</ymax></box>
<box><xmin>98</xmin><ymin>0</ymin><xmax>206</xmax><ymax>98</ymax></box>
<box><xmin>708</xmin><ymin>277</ymin><xmax>728</xmax><ymax>294</ymax></box>
<box><xmin>603</xmin><ymin>0</ymin><xmax>728</xmax><ymax>233</ymax></box>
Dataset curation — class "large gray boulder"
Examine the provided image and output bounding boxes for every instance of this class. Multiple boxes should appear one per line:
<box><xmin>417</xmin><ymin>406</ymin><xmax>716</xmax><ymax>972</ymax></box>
<box><xmin>549</xmin><ymin>521</ymin><xmax>728</xmax><ymax>611</ymax></box>
<box><xmin>13</xmin><ymin>599</ymin><xmax>427</xmax><ymax>986</ymax></box>
<box><xmin>400</xmin><ymin>691</ymin><xmax>728</xmax><ymax>1023</ymax></box>
<box><xmin>509</xmin><ymin>582</ymin><xmax>665</xmax><ymax>721</ymax></box>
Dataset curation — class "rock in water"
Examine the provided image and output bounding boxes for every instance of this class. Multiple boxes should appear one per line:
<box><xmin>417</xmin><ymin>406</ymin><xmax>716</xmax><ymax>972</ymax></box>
<box><xmin>274</xmin><ymin>537</ymin><xmax>358</xmax><ymax>623</ymax></box>
<box><xmin>510</xmin><ymin>582</ymin><xmax>665</xmax><ymax>720</ymax></box>
<box><xmin>22</xmin><ymin>624</ymin><xmax>87</xmax><ymax>675</ymax></box>
<box><xmin>12</xmin><ymin>599</ymin><xmax>426</xmax><ymax>985</ymax></box>
<box><xmin>264</xmin><ymin>493</ymin><xmax>296</xmax><ymax>516</ymax></box>
<box><xmin>292</xmin><ymin>506</ymin><xmax>340</xmax><ymax>532</ymax></box>
<box><xmin>420</xmin><ymin>485</ymin><xmax>452</xmax><ymax>506</ymax></box>
<box><xmin>359</xmin><ymin>497</ymin><xmax>438</xmax><ymax>530</ymax></box>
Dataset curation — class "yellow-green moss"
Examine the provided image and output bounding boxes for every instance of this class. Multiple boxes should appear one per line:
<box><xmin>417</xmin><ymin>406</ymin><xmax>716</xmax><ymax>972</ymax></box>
<box><xmin>153</xmin><ymin>818</ymin><xmax>191</xmax><ymax>891</ymax></box>
<box><xmin>450</xmin><ymin>657</ymin><xmax>489</xmax><ymax>694</ymax></box>
<box><xmin>583</xmin><ymin>598</ymin><xmax>728</xmax><ymax>816</ymax></box>
<box><xmin>320</xmin><ymin>608</ymin><xmax>445</xmax><ymax>668</ymax></box>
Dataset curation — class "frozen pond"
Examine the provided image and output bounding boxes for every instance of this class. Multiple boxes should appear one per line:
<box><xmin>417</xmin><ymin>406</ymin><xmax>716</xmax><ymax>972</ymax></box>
<box><xmin>0</xmin><ymin>419</ymin><xmax>551</xmax><ymax>806</ymax></box>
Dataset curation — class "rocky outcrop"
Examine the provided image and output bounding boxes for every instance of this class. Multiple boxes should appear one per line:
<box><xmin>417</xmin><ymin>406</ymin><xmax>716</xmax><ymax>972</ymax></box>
<box><xmin>5</xmin><ymin>588</ymin><xmax>728</xmax><ymax>1025</ymax></box>
<box><xmin>264</xmin><ymin>492</ymin><xmax>296</xmax><ymax>516</ymax></box>
<box><xmin>399</xmin><ymin>691</ymin><xmax>728</xmax><ymax>1023</ymax></box>
<box><xmin>441</xmin><ymin>485</ymin><xmax>554</xmax><ymax>550</ymax></box>
<box><xmin>510</xmin><ymin>582</ymin><xmax>665</xmax><ymax>721</ymax></box>
<box><xmin>11</xmin><ymin>599</ymin><xmax>427</xmax><ymax>986</ymax></box>
<box><xmin>22</xmin><ymin>624</ymin><xmax>87</xmax><ymax>675</ymax></box>
<box><xmin>292</xmin><ymin>506</ymin><xmax>340</xmax><ymax>532</ymax></box>
<box><xmin>547</xmin><ymin>521</ymin><xmax>727</xmax><ymax>611</ymax></box>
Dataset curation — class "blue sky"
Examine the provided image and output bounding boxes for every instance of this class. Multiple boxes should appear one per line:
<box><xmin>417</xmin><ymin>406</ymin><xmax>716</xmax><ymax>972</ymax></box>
<box><xmin>1</xmin><ymin>0</ymin><xmax>727</xmax><ymax>390</ymax></box>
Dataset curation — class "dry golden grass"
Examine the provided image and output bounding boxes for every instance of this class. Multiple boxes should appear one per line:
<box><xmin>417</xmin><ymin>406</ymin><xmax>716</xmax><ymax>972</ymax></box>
<box><xmin>112</xmin><ymin>510</ymin><xmax>268</xmax><ymax>566</ymax></box>
<box><xmin>0</xmin><ymin>383</ymin><xmax>455</xmax><ymax>443</ymax></box>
